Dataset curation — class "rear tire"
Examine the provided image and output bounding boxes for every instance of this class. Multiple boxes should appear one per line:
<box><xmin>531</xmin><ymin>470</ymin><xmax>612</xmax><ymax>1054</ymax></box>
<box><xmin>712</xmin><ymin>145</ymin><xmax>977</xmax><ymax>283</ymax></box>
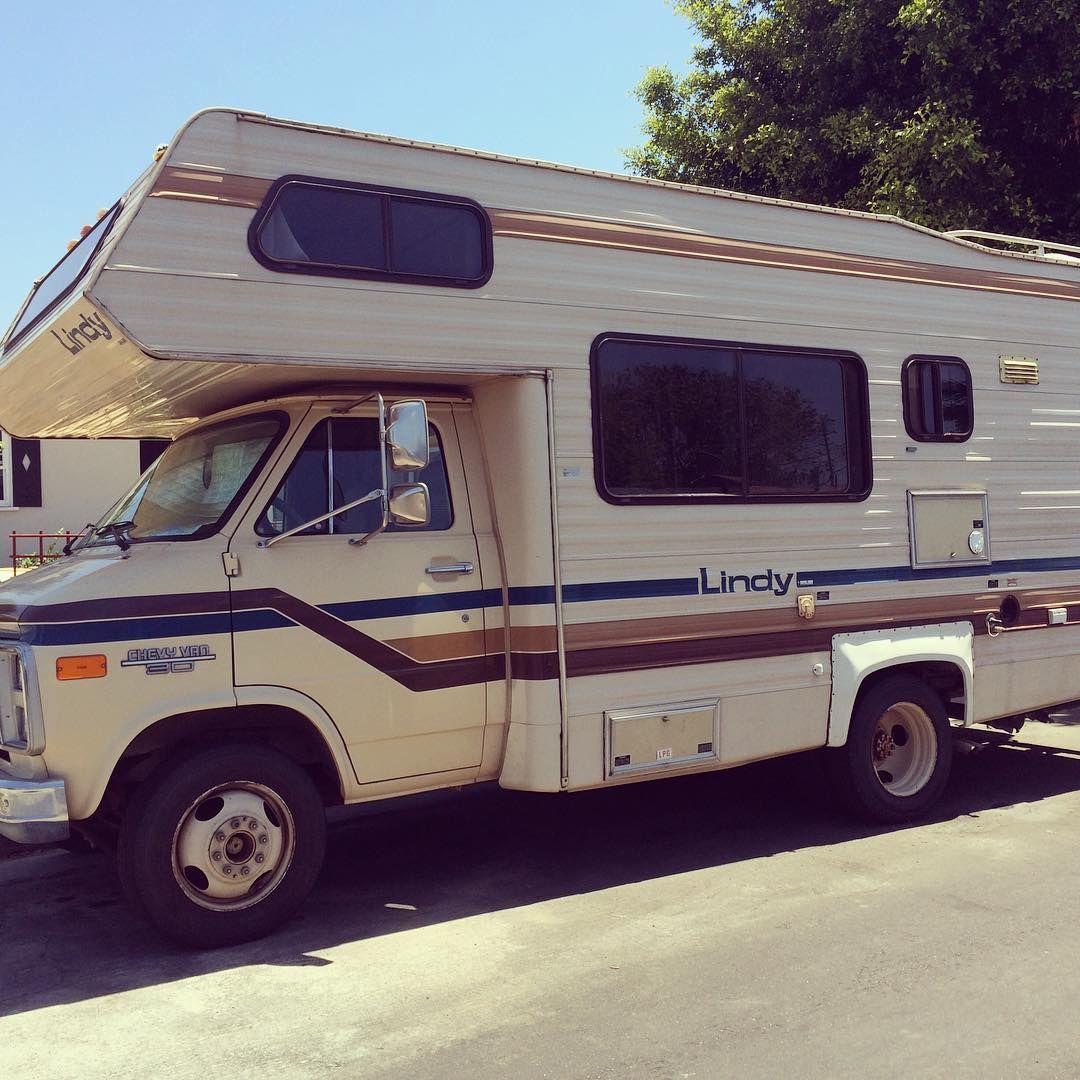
<box><xmin>828</xmin><ymin>675</ymin><xmax>952</xmax><ymax>823</ymax></box>
<box><xmin>117</xmin><ymin>744</ymin><xmax>326</xmax><ymax>947</ymax></box>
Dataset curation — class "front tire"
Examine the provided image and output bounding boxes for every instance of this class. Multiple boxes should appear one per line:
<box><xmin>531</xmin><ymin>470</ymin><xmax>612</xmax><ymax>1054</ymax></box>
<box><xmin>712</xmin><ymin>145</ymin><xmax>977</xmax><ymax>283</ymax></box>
<box><xmin>828</xmin><ymin>675</ymin><xmax>952</xmax><ymax>823</ymax></box>
<box><xmin>117</xmin><ymin>744</ymin><xmax>326</xmax><ymax>947</ymax></box>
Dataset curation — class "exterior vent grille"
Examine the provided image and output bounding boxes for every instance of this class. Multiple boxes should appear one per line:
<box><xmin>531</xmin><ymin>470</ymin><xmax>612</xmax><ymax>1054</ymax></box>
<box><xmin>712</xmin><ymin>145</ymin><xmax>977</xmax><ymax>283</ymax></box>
<box><xmin>999</xmin><ymin>355</ymin><xmax>1039</xmax><ymax>384</ymax></box>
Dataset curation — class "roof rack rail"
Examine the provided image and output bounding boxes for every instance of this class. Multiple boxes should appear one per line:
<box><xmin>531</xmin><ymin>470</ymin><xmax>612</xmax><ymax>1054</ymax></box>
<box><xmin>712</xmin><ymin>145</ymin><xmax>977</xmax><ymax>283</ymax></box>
<box><xmin>945</xmin><ymin>229</ymin><xmax>1080</xmax><ymax>264</ymax></box>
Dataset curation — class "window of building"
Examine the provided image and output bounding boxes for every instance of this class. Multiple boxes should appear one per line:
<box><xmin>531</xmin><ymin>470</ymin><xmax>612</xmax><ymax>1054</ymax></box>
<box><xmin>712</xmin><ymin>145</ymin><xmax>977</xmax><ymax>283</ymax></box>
<box><xmin>0</xmin><ymin>430</ymin><xmax>11</xmax><ymax>507</ymax></box>
<box><xmin>591</xmin><ymin>334</ymin><xmax>871</xmax><ymax>504</ymax></box>
<box><xmin>902</xmin><ymin>356</ymin><xmax>973</xmax><ymax>442</ymax></box>
<box><xmin>255</xmin><ymin>418</ymin><xmax>453</xmax><ymax>537</ymax></box>
<box><xmin>249</xmin><ymin>176</ymin><xmax>492</xmax><ymax>288</ymax></box>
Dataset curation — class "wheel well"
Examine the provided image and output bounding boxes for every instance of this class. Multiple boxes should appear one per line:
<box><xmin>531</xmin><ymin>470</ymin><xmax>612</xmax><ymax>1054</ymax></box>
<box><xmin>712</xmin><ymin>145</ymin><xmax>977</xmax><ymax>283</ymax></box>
<box><xmin>855</xmin><ymin>661</ymin><xmax>965</xmax><ymax>719</ymax></box>
<box><xmin>95</xmin><ymin>706</ymin><xmax>344</xmax><ymax>835</ymax></box>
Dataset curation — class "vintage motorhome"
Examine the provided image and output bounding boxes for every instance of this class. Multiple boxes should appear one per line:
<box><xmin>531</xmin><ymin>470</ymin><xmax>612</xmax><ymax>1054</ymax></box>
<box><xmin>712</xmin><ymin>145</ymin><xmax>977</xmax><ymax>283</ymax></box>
<box><xmin>2</xmin><ymin>107</ymin><xmax>1079</xmax><ymax>946</ymax></box>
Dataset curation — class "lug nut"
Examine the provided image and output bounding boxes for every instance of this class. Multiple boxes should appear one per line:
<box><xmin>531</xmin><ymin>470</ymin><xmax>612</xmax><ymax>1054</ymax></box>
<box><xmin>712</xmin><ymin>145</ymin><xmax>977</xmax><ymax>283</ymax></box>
<box><xmin>231</xmin><ymin>819</ymin><xmax>241</xmax><ymax>829</ymax></box>
<box><xmin>240</xmin><ymin>866</ymin><xmax>250</xmax><ymax>876</ymax></box>
<box><xmin>215</xmin><ymin>831</ymin><xmax>226</xmax><ymax>842</ymax></box>
<box><xmin>212</xmin><ymin>852</ymin><xmax>223</xmax><ymax>862</ymax></box>
<box><xmin>254</xmin><ymin>853</ymin><xmax>265</xmax><ymax>864</ymax></box>
<box><xmin>259</xmin><ymin>834</ymin><xmax>268</xmax><ymax>844</ymax></box>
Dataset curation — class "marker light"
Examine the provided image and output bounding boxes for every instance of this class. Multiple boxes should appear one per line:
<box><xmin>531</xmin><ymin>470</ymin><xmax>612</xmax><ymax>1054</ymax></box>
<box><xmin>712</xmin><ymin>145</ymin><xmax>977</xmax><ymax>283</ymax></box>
<box><xmin>56</xmin><ymin>655</ymin><xmax>107</xmax><ymax>681</ymax></box>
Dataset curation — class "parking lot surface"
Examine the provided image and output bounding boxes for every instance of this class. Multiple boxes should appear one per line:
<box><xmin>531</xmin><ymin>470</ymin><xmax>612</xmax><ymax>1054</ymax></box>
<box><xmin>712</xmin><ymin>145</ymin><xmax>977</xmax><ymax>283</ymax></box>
<box><xmin>4</xmin><ymin>719</ymin><xmax>1080</xmax><ymax>1079</ymax></box>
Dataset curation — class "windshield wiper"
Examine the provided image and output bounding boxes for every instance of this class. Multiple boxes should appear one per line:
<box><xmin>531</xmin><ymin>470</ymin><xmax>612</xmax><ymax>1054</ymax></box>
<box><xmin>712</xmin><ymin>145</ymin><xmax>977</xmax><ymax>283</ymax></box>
<box><xmin>98</xmin><ymin>520</ymin><xmax>136</xmax><ymax>551</ymax></box>
<box><xmin>63</xmin><ymin>524</ymin><xmax>97</xmax><ymax>556</ymax></box>
<box><xmin>66</xmin><ymin>519</ymin><xmax>137</xmax><ymax>554</ymax></box>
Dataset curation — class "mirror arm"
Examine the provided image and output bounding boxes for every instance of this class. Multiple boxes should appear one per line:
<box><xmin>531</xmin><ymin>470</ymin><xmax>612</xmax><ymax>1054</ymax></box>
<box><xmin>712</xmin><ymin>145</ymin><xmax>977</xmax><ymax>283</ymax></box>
<box><xmin>258</xmin><ymin>488</ymin><xmax>384</xmax><ymax>548</ymax></box>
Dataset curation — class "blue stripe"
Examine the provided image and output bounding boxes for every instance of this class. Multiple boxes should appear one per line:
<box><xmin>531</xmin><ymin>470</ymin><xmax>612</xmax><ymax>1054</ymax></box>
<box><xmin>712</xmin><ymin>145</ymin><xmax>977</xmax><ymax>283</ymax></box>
<box><xmin>563</xmin><ymin>577</ymin><xmax>700</xmax><ymax>603</ymax></box>
<box><xmin>508</xmin><ymin>585</ymin><xmax>556</xmax><ymax>606</ymax></box>
<box><xmin>797</xmin><ymin>554</ymin><xmax>1080</xmax><ymax>589</ymax></box>
<box><xmin>232</xmin><ymin>610</ymin><xmax>294</xmax><ymax>632</ymax></box>
<box><xmin>323</xmin><ymin>588</ymin><xmax>503</xmax><ymax>622</ymax></box>
<box><xmin>24</xmin><ymin>612</ymin><xmax>232</xmax><ymax>647</ymax></box>
<box><xmin>20</xmin><ymin>553</ymin><xmax>1080</xmax><ymax>649</ymax></box>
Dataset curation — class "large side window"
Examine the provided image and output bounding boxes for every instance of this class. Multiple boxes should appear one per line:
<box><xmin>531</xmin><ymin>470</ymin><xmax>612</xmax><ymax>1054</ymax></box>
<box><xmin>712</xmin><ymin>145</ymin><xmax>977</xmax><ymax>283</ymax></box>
<box><xmin>249</xmin><ymin>176</ymin><xmax>492</xmax><ymax>288</ymax></box>
<box><xmin>255</xmin><ymin>418</ymin><xmax>453</xmax><ymax>537</ymax></box>
<box><xmin>591</xmin><ymin>334</ymin><xmax>870</xmax><ymax>503</ymax></box>
<box><xmin>902</xmin><ymin>355</ymin><xmax>973</xmax><ymax>442</ymax></box>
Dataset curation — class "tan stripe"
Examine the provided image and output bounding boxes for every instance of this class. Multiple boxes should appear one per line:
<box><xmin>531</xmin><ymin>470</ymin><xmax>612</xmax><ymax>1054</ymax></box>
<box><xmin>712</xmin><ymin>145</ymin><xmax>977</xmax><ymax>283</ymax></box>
<box><xmin>149</xmin><ymin>167</ymin><xmax>272</xmax><ymax>210</ymax></box>
<box><xmin>145</xmin><ymin>166</ymin><xmax>1080</xmax><ymax>303</ymax></box>
<box><xmin>489</xmin><ymin>208</ymin><xmax>1080</xmax><ymax>305</ymax></box>
<box><xmin>563</xmin><ymin>586</ymin><xmax>1080</xmax><ymax>652</ymax></box>
<box><xmin>383</xmin><ymin>625</ymin><xmax>557</xmax><ymax>663</ymax></box>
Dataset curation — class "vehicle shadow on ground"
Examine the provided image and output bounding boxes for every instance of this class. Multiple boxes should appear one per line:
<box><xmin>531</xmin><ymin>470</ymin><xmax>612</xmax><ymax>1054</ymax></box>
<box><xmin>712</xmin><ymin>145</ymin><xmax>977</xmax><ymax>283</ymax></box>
<box><xmin>4</xmin><ymin>724</ymin><xmax>1080</xmax><ymax>1018</ymax></box>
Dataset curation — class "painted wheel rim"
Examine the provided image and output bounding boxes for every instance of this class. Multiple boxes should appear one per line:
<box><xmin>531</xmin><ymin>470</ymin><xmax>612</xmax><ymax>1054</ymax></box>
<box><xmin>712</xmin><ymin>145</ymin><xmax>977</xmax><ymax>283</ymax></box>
<box><xmin>871</xmin><ymin>702</ymin><xmax>938</xmax><ymax>798</ymax></box>
<box><xmin>171</xmin><ymin>782</ymin><xmax>296</xmax><ymax>911</ymax></box>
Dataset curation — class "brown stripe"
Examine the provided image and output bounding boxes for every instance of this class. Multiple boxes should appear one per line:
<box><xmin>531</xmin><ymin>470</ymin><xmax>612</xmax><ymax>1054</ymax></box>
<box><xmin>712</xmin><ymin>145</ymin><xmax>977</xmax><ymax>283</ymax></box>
<box><xmin>563</xmin><ymin>590</ymin><xmax>1022</xmax><ymax>652</ymax></box>
<box><xmin>150</xmin><ymin>167</ymin><xmax>272</xmax><ymax>210</ymax></box>
<box><xmin>141</xmin><ymin>165</ymin><xmax>1080</xmax><ymax>304</ymax></box>
<box><xmin>232</xmin><ymin>588</ymin><xmax>505</xmax><ymax>691</ymax></box>
<box><xmin>7</xmin><ymin>584</ymin><xmax>1077</xmax><ymax>690</ymax></box>
<box><xmin>489</xmin><ymin>208</ymin><xmax>1080</xmax><ymax>305</ymax></box>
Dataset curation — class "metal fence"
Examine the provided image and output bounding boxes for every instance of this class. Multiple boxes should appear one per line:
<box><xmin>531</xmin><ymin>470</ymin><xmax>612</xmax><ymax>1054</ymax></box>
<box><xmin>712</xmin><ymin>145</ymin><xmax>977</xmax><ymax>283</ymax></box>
<box><xmin>9</xmin><ymin>531</ymin><xmax>84</xmax><ymax>574</ymax></box>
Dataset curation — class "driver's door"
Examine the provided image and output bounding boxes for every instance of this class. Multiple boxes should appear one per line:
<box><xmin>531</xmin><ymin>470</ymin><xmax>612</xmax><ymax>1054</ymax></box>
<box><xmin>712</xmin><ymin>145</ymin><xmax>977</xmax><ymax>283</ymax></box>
<box><xmin>228</xmin><ymin>402</ymin><xmax>491</xmax><ymax>788</ymax></box>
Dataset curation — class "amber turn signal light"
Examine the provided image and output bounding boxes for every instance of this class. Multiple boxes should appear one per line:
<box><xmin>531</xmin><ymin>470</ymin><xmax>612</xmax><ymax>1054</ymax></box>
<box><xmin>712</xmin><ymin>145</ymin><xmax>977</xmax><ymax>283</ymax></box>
<box><xmin>56</xmin><ymin>655</ymin><xmax>107</xmax><ymax>681</ymax></box>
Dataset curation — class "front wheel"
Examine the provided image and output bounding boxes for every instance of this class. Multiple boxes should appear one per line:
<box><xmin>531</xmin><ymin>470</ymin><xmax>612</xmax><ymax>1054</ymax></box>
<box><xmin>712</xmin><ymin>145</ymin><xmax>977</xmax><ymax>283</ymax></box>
<box><xmin>828</xmin><ymin>675</ymin><xmax>952</xmax><ymax>823</ymax></box>
<box><xmin>118</xmin><ymin>744</ymin><xmax>326</xmax><ymax>947</ymax></box>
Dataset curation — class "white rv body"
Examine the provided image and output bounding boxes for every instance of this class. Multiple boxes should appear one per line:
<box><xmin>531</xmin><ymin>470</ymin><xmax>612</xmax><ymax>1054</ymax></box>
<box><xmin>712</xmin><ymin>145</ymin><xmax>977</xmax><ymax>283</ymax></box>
<box><xmin>1</xmin><ymin>108</ymin><xmax>1078</xmax><ymax>944</ymax></box>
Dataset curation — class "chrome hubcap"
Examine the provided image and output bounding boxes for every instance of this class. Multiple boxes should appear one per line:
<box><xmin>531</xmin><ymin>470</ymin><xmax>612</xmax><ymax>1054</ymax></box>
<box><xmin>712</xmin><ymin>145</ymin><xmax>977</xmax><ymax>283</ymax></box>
<box><xmin>172</xmin><ymin>783</ymin><xmax>295</xmax><ymax>910</ymax></box>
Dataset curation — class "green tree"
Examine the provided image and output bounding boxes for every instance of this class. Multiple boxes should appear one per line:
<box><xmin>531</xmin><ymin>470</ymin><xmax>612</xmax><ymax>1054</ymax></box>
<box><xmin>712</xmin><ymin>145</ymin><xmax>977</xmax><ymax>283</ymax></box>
<box><xmin>629</xmin><ymin>0</ymin><xmax>1080</xmax><ymax>243</ymax></box>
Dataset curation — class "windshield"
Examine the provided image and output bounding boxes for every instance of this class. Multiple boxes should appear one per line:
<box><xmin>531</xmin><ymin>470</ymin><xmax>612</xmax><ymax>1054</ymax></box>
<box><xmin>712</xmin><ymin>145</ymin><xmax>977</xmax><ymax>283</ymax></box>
<box><xmin>89</xmin><ymin>413</ymin><xmax>286</xmax><ymax>544</ymax></box>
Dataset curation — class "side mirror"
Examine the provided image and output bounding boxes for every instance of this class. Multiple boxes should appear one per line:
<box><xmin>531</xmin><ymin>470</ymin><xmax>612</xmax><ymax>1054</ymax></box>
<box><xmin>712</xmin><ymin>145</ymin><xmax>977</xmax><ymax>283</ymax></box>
<box><xmin>386</xmin><ymin>400</ymin><xmax>430</xmax><ymax>470</ymax></box>
<box><xmin>388</xmin><ymin>483</ymin><xmax>431</xmax><ymax>527</ymax></box>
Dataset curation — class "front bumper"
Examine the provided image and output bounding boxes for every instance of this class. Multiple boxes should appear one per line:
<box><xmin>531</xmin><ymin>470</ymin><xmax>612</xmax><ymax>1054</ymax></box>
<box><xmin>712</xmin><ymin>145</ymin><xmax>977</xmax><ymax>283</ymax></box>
<box><xmin>0</xmin><ymin>771</ymin><xmax>68</xmax><ymax>843</ymax></box>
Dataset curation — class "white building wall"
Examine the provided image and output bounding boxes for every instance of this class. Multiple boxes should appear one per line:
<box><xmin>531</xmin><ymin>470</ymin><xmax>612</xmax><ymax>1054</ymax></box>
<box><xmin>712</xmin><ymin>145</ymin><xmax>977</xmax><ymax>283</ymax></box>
<box><xmin>1</xmin><ymin>440</ymin><xmax>142</xmax><ymax>567</ymax></box>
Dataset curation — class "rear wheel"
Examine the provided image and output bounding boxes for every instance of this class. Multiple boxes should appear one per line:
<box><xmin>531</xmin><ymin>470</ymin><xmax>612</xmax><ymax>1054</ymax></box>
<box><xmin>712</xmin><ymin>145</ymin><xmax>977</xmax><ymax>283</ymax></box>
<box><xmin>117</xmin><ymin>744</ymin><xmax>326</xmax><ymax>947</ymax></box>
<box><xmin>829</xmin><ymin>675</ymin><xmax>952</xmax><ymax>823</ymax></box>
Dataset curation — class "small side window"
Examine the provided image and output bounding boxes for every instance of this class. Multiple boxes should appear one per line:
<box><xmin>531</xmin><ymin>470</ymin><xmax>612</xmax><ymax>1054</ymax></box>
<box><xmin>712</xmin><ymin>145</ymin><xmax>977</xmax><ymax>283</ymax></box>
<box><xmin>255</xmin><ymin>418</ymin><xmax>453</xmax><ymax>537</ymax></box>
<box><xmin>902</xmin><ymin>356</ymin><xmax>973</xmax><ymax>442</ymax></box>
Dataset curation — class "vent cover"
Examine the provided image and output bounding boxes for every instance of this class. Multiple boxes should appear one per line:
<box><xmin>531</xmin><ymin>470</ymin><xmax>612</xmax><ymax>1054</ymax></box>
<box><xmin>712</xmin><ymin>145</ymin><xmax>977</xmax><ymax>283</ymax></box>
<box><xmin>999</xmin><ymin>355</ymin><xmax>1039</xmax><ymax>384</ymax></box>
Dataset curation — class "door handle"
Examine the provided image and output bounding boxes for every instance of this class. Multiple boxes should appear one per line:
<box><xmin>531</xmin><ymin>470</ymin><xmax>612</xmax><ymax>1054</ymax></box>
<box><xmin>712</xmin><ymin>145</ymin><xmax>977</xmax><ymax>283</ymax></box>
<box><xmin>426</xmin><ymin>562</ymin><xmax>474</xmax><ymax>576</ymax></box>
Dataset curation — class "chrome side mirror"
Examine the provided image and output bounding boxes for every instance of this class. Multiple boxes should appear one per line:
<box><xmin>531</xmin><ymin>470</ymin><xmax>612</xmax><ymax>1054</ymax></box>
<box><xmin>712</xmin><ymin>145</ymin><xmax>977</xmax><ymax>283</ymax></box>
<box><xmin>388</xmin><ymin>483</ymin><xmax>430</xmax><ymax>527</ymax></box>
<box><xmin>386</xmin><ymin>400</ymin><xmax>430</xmax><ymax>470</ymax></box>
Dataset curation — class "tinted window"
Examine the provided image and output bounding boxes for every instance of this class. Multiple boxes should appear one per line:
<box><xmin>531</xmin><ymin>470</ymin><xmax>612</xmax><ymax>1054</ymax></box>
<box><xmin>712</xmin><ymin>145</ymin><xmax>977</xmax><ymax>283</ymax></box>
<box><xmin>593</xmin><ymin>335</ymin><xmax>869</xmax><ymax>503</ymax></box>
<box><xmin>595</xmin><ymin>339</ymin><xmax>741</xmax><ymax>496</ymax></box>
<box><xmin>259</xmin><ymin>184</ymin><xmax>386</xmax><ymax>270</ymax></box>
<box><xmin>390</xmin><ymin>198</ymin><xmax>485</xmax><ymax>280</ymax></box>
<box><xmin>256</xmin><ymin>418</ymin><xmax>453</xmax><ymax>536</ymax></box>
<box><xmin>251</xmin><ymin>176</ymin><xmax>491</xmax><ymax>288</ymax></box>
<box><xmin>903</xmin><ymin>356</ymin><xmax>973</xmax><ymax>441</ymax></box>
<box><xmin>744</xmin><ymin>352</ymin><xmax>853</xmax><ymax>494</ymax></box>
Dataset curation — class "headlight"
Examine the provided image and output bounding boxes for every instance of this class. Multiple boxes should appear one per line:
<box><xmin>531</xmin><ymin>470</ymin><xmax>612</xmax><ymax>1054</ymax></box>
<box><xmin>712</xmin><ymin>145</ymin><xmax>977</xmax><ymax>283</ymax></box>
<box><xmin>0</xmin><ymin>645</ymin><xmax>43</xmax><ymax>754</ymax></box>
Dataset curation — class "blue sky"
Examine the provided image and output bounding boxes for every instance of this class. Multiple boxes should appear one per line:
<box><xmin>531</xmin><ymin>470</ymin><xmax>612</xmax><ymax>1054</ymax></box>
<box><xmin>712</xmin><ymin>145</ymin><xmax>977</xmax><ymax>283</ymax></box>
<box><xmin>0</xmin><ymin>0</ymin><xmax>695</xmax><ymax>325</ymax></box>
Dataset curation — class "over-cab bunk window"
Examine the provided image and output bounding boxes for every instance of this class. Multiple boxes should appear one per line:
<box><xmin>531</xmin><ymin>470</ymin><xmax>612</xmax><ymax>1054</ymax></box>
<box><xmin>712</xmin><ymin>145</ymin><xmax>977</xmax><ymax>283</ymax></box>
<box><xmin>591</xmin><ymin>333</ymin><xmax>871</xmax><ymax>504</ymax></box>
<box><xmin>902</xmin><ymin>356</ymin><xmax>973</xmax><ymax>442</ymax></box>
<box><xmin>3</xmin><ymin>201</ymin><xmax>122</xmax><ymax>353</ymax></box>
<box><xmin>249</xmin><ymin>175</ymin><xmax>492</xmax><ymax>288</ymax></box>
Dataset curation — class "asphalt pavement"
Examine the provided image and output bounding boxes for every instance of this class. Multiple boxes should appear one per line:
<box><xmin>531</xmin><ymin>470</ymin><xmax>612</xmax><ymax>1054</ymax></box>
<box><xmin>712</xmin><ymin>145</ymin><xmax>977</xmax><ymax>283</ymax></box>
<box><xmin>3</xmin><ymin>718</ymin><xmax>1080</xmax><ymax>1079</ymax></box>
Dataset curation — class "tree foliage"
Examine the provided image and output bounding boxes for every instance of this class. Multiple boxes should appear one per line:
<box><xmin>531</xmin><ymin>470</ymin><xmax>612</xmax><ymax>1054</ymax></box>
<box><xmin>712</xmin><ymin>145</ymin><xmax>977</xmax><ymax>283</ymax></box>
<box><xmin>629</xmin><ymin>0</ymin><xmax>1080</xmax><ymax>242</ymax></box>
